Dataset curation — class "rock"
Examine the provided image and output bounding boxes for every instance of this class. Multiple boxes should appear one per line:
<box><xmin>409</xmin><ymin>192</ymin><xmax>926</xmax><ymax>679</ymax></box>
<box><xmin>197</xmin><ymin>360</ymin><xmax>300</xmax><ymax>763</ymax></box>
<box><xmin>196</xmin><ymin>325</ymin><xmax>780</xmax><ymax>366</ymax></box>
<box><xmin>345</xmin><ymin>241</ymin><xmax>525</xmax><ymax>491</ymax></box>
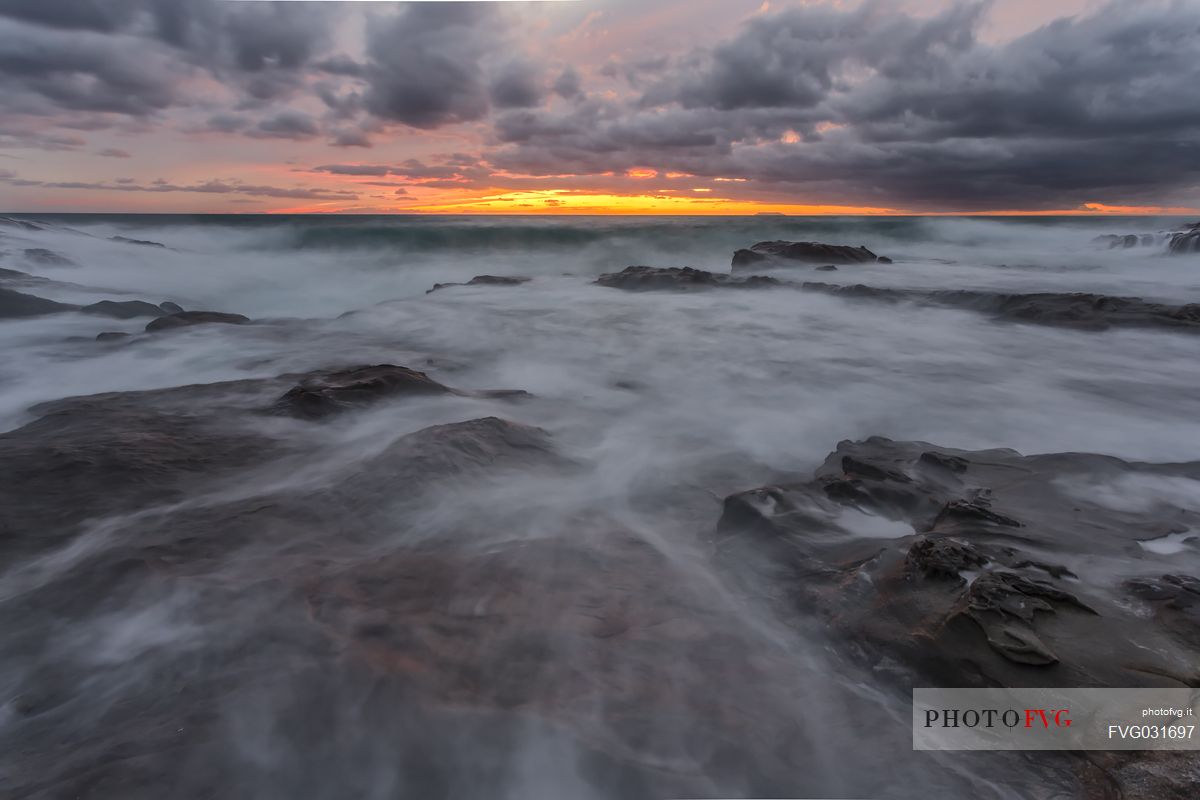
<box><xmin>271</xmin><ymin>364</ymin><xmax>530</xmax><ymax>420</ymax></box>
<box><xmin>0</xmin><ymin>287</ymin><xmax>78</xmax><ymax>318</ymax></box>
<box><xmin>80</xmin><ymin>300</ymin><xmax>169</xmax><ymax>319</ymax></box>
<box><xmin>731</xmin><ymin>240</ymin><xmax>885</xmax><ymax>269</ymax></box>
<box><xmin>22</xmin><ymin>248</ymin><xmax>76</xmax><ymax>267</ymax></box>
<box><xmin>595</xmin><ymin>266</ymin><xmax>781</xmax><ymax>291</ymax></box>
<box><xmin>799</xmin><ymin>282</ymin><xmax>1200</xmax><ymax>333</ymax></box>
<box><xmin>815</xmin><ymin>264</ymin><xmax>838</xmax><ymax>271</ymax></box>
<box><xmin>1168</xmin><ymin>221</ymin><xmax>1200</xmax><ymax>255</ymax></box>
<box><xmin>158</xmin><ymin>301</ymin><xmax>184</xmax><ymax>314</ymax></box>
<box><xmin>905</xmin><ymin>537</ymin><xmax>986</xmax><ymax>581</ymax></box>
<box><xmin>0</xmin><ymin>266</ymin><xmax>44</xmax><ymax>286</ymax></box>
<box><xmin>877</xmin><ymin>256</ymin><xmax>894</xmax><ymax>264</ymax></box>
<box><xmin>0</xmin><ymin>384</ymin><xmax>282</xmax><ymax>542</ymax></box>
<box><xmin>426</xmin><ymin>275</ymin><xmax>531</xmax><ymax>293</ymax></box>
<box><xmin>94</xmin><ymin>331</ymin><xmax>131</xmax><ymax>342</ymax></box>
<box><xmin>716</xmin><ymin>436</ymin><xmax>1200</xmax><ymax>689</ymax></box>
<box><xmin>144</xmin><ymin>310</ymin><xmax>250</xmax><ymax>332</ymax></box>
<box><xmin>110</xmin><ymin>235</ymin><xmax>166</xmax><ymax>248</ymax></box>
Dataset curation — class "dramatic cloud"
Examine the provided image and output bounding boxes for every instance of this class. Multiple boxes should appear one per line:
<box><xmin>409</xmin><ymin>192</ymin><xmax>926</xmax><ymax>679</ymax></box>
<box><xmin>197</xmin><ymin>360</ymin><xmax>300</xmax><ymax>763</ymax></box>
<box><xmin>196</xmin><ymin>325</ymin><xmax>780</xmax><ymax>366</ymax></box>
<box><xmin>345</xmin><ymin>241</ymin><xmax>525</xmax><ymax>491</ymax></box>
<box><xmin>362</xmin><ymin>4</ymin><xmax>502</xmax><ymax>128</ymax></box>
<box><xmin>3</xmin><ymin>0</ymin><xmax>1199</xmax><ymax>212</ymax></box>
<box><xmin>0</xmin><ymin>171</ymin><xmax>358</xmax><ymax>201</ymax></box>
<box><xmin>489</xmin><ymin>0</ymin><xmax>1200</xmax><ymax>210</ymax></box>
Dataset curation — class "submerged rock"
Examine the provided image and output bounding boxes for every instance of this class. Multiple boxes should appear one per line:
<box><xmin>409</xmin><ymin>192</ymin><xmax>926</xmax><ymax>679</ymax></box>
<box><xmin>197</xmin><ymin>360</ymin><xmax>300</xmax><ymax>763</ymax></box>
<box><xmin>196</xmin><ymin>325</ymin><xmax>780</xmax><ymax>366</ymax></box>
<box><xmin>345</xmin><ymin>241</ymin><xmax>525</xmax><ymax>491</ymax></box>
<box><xmin>716</xmin><ymin>436</ymin><xmax>1200</xmax><ymax>688</ymax></box>
<box><xmin>95</xmin><ymin>331</ymin><xmax>131</xmax><ymax>342</ymax></box>
<box><xmin>801</xmin><ymin>282</ymin><xmax>1200</xmax><ymax>333</ymax></box>
<box><xmin>145</xmin><ymin>310</ymin><xmax>250</xmax><ymax>332</ymax></box>
<box><xmin>272</xmin><ymin>364</ymin><xmax>530</xmax><ymax>420</ymax></box>
<box><xmin>110</xmin><ymin>235</ymin><xmax>167</xmax><ymax>248</ymax></box>
<box><xmin>595</xmin><ymin>265</ymin><xmax>781</xmax><ymax>291</ymax></box>
<box><xmin>732</xmin><ymin>240</ymin><xmax>884</xmax><ymax>269</ymax></box>
<box><xmin>22</xmin><ymin>248</ymin><xmax>76</xmax><ymax>267</ymax></box>
<box><xmin>0</xmin><ymin>287</ymin><xmax>77</xmax><ymax>318</ymax></box>
<box><xmin>81</xmin><ymin>300</ymin><xmax>175</xmax><ymax>319</ymax></box>
<box><xmin>426</xmin><ymin>275</ymin><xmax>531</xmax><ymax>293</ymax></box>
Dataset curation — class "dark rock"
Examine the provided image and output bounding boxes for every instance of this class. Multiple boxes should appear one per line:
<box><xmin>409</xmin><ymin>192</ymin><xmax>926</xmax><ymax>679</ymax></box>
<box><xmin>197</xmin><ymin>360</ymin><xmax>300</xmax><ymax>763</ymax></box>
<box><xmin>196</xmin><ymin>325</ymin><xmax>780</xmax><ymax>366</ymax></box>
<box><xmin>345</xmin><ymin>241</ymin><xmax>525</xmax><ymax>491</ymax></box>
<box><xmin>0</xmin><ymin>266</ymin><xmax>43</xmax><ymax>285</ymax></box>
<box><xmin>815</xmin><ymin>264</ymin><xmax>838</xmax><ymax>271</ymax></box>
<box><xmin>0</xmin><ymin>287</ymin><xmax>78</xmax><ymax>318</ymax></box>
<box><xmin>730</xmin><ymin>248</ymin><xmax>769</xmax><ymax>268</ymax></box>
<box><xmin>731</xmin><ymin>240</ymin><xmax>884</xmax><ymax>269</ymax></box>
<box><xmin>158</xmin><ymin>301</ymin><xmax>184</xmax><ymax>314</ymax></box>
<box><xmin>95</xmin><ymin>331</ymin><xmax>131</xmax><ymax>342</ymax></box>
<box><xmin>80</xmin><ymin>300</ymin><xmax>167</xmax><ymax>319</ymax></box>
<box><xmin>426</xmin><ymin>275</ymin><xmax>531</xmax><ymax>293</ymax></box>
<box><xmin>1168</xmin><ymin>221</ymin><xmax>1200</xmax><ymax>255</ymax></box>
<box><xmin>716</xmin><ymin>436</ymin><xmax>1200</xmax><ymax>689</ymax></box>
<box><xmin>918</xmin><ymin>451</ymin><xmax>969</xmax><ymax>475</ymax></box>
<box><xmin>271</xmin><ymin>364</ymin><xmax>529</xmax><ymax>420</ymax></box>
<box><xmin>595</xmin><ymin>266</ymin><xmax>781</xmax><ymax>291</ymax></box>
<box><xmin>110</xmin><ymin>235</ymin><xmax>166</xmax><ymax>248</ymax></box>
<box><xmin>144</xmin><ymin>311</ymin><xmax>250</xmax><ymax>332</ymax></box>
<box><xmin>877</xmin><ymin>256</ymin><xmax>894</xmax><ymax>264</ymax></box>
<box><xmin>965</xmin><ymin>571</ymin><xmax>1095</xmax><ymax>666</ymax></box>
<box><xmin>800</xmin><ymin>282</ymin><xmax>1200</xmax><ymax>333</ymax></box>
<box><xmin>22</xmin><ymin>248</ymin><xmax>76</xmax><ymax>267</ymax></box>
<box><xmin>906</xmin><ymin>536</ymin><xmax>986</xmax><ymax>581</ymax></box>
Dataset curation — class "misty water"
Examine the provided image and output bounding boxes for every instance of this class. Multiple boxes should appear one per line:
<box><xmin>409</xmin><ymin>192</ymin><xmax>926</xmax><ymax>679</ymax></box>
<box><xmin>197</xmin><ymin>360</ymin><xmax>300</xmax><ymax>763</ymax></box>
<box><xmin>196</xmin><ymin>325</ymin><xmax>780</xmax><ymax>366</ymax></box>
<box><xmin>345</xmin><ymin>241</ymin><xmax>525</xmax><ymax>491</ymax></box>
<box><xmin>2</xmin><ymin>214</ymin><xmax>1199</xmax><ymax>798</ymax></box>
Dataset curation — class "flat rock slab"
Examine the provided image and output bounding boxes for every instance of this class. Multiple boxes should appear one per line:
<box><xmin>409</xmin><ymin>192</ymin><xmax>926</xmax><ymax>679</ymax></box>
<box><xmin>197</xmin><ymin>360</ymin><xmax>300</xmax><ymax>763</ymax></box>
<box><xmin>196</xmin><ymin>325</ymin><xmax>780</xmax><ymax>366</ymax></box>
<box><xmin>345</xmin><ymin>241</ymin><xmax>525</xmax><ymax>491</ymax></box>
<box><xmin>427</xmin><ymin>275</ymin><xmax>531</xmax><ymax>293</ymax></box>
<box><xmin>145</xmin><ymin>310</ymin><xmax>250</xmax><ymax>332</ymax></box>
<box><xmin>595</xmin><ymin>265</ymin><xmax>781</xmax><ymax>291</ymax></box>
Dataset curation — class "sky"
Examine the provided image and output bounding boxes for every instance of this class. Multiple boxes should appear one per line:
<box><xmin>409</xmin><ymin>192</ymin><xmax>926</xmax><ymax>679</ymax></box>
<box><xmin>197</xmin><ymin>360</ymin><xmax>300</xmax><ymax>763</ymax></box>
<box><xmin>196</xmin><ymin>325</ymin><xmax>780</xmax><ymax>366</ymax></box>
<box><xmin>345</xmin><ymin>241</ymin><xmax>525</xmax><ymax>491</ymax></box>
<box><xmin>1</xmin><ymin>0</ymin><xmax>1199</xmax><ymax>215</ymax></box>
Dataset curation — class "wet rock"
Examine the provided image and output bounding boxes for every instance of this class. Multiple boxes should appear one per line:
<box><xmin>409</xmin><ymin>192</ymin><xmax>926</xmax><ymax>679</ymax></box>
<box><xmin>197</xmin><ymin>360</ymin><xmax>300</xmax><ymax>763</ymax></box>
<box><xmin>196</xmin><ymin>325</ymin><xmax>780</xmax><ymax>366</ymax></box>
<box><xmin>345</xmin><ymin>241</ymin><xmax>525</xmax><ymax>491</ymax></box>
<box><xmin>80</xmin><ymin>300</ymin><xmax>170</xmax><ymax>319</ymax></box>
<box><xmin>906</xmin><ymin>537</ymin><xmax>986</xmax><ymax>581</ymax></box>
<box><xmin>800</xmin><ymin>282</ymin><xmax>1200</xmax><ymax>333</ymax></box>
<box><xmin>595</xmin><ymin>266</ymin><xmax>781</xmax><ymax>291</ymax></box>
<box><xmin>0</xmin><ymin>287</ymin><xmax>78</xmax><ymax>318</ymax></box>
<box><xmin>22</xmin><ymin>248</ymin><xmax>76</xmax><ymax>267</ymax></box>
<box><xmin>815</xmin><ymin>264</ymin><xmax>838</xmax><ymax>271</ymax></box>
<box><xmin>965</xmin><ymin>571</ymin><xmax>1096</xmax><ymax>666</ymax></box>
<box><xmin>426</xmin><ymin>275</ymin><xmax>531</xmax><ymax>293</ymax></box>
<box><xmin>1168</xmin><ymin>221</ymin><xmax>1200</xmax><ymax>255</ymax></box>
<box><xmin>272</xmin><ymin>364</ymin><xmax>529</xmax><ymax>420</ymax></box>
<box><xmin>158</xmin><ymin>301</ymin><xmax>184</xmax><ymax>314</ymax></box>
<box><xmin>0</xmin><ymin>266</ymin><xmax>46</xmax><ymax>286</ymax></box>
<box><xmin>144</xmin><ymin>310</ymin><xmax>250</xmax><ymax>332</ymax></box>
<box><xmin>95</xmin><ymin>331</ymin><xmax>131</xmax><ymax>342</ymax></box>
<box><xmin>731</xmin><ymin>240</ymin><xmax>885</xmax><ymax>269</ymax></box>
<box><xmin>716</xmin><ymin>436</ymin><xmax>1200</xmax><ymax>689</ymax></box>
<box><xmin>110</xmin><ymin>235</ymin><xmax>166</xmax><ymax>248</ymax></box>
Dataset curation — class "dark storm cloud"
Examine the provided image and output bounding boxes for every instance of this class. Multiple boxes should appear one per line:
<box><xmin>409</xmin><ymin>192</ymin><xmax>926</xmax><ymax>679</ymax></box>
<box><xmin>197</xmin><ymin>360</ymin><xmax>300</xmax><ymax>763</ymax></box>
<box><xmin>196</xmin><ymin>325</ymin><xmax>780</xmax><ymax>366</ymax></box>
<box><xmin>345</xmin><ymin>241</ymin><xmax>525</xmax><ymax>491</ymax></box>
<box><xmin>0</xmin><ymin>0</ymin><xmax>339</xmax><ymax>118</ymax></box>
<box><xmin>0</xmin><ymin>0</ymin><xmax>141</xmax><ymax>33</ymax></box>
<box><xmin>488</xmin><ymin>61</ymin><xmax>544</xmax><ymax>109</ymax></box>
<box><xmin>553</xmin><ymin>66</ymin><xmax>583</xmax><ymax>100</ymax></box>
<box><xmin>491</xmin><ymin>0</ymin><xmax>1200</xmax><ymax>210</ymax></box>
<box><xmin>361</xmin><ymin>4</ymin><xmax>521</xmax><ymax>128</ymax></box>
<box><xmin>249</xmin><ymin>112</ymin><xmax>320</xmax><ymax>140</ymax></box>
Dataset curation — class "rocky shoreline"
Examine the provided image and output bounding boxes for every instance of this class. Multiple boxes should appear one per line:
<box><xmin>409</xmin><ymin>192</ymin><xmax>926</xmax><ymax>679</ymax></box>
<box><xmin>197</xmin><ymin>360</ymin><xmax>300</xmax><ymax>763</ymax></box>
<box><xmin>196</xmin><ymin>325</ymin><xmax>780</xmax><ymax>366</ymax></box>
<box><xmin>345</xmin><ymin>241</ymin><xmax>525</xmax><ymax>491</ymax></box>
<box><xmin>2</xmin><ymin>220</ymin><xmax>1199</xmax><ymax>798</ymax></box>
